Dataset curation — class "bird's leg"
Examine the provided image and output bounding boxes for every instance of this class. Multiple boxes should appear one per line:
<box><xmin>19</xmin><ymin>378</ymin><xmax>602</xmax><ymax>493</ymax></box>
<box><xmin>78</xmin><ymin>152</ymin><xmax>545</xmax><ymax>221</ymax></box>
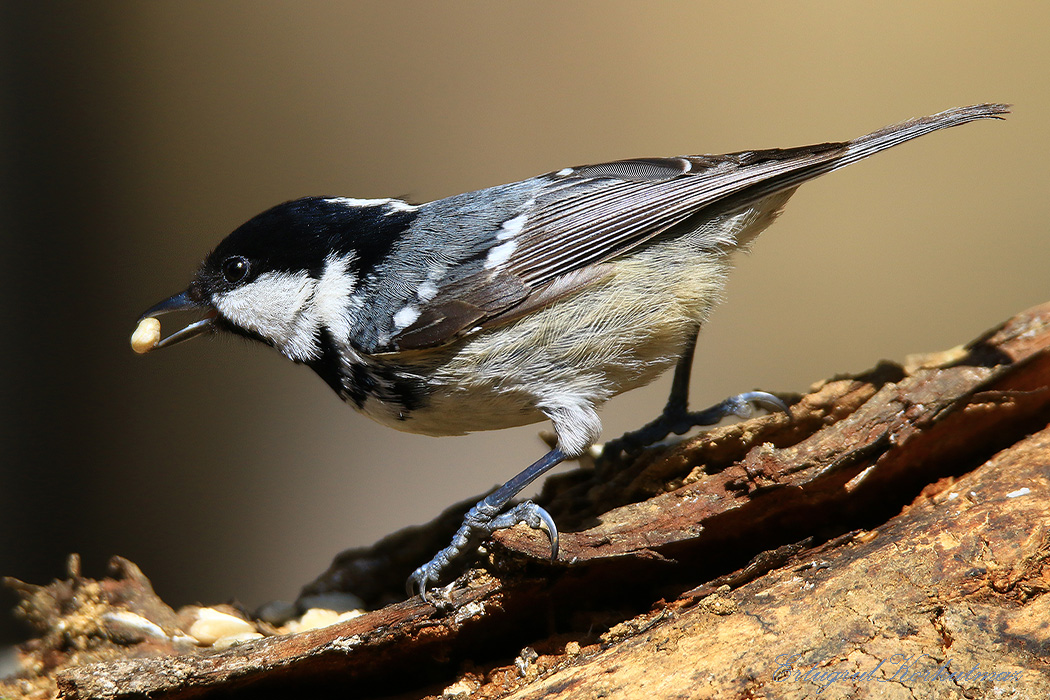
<box><xmin>601</xmin><ymin>328</ymin><xmax>787</xmax><ymax>462</ymax></box>
<box><xmin>408</xmin><ymin>447</ymin><xmax>566</xmax><ymax>604</ymax></box>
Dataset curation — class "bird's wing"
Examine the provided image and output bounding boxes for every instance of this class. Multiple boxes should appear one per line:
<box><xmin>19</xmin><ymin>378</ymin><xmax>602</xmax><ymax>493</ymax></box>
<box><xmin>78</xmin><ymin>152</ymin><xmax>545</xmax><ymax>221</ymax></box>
<box><xmin>388</xmin><ymin>103</ymin><xmax>1008</xmax><ymax>351</ymax></box>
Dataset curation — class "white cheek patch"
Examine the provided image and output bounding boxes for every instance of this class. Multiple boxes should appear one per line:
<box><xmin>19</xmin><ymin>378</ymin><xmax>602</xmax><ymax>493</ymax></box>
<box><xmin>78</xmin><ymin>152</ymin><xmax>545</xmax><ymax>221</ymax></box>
<box><xmin>213</xmin><ymin>271</ymin><xmax>320</xmax><ymax>362</ymax></box>
<box><xmin>214</xmin><ymin>254</ymin><xmax>363</xmax><ymax>362</ymax></box>
<box><xmin>314</xmin><ymin>253</ymin><xmax>359</xmax><ymax>341</ymax></box>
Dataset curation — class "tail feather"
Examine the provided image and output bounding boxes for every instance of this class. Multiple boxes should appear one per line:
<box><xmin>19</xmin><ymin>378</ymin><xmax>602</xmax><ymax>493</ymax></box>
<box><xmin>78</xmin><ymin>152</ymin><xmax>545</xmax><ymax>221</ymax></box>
<box><xmin>841</xmin><ymin>103</ymin><xmax>1010</xmax><ymax>167</ymax></box>
<box><xmin>726</xmin><ymin>103</ymin><xmax>1011</xmax><ymax>209</ymax></box>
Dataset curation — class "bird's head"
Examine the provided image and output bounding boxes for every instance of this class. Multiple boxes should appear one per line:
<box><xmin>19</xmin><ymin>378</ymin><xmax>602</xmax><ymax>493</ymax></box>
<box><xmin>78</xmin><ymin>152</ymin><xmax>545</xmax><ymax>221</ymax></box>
<box><xmin>134</xmin><ymin>196</ymin><xmax>415</xmax><ymax>362</ymax></box>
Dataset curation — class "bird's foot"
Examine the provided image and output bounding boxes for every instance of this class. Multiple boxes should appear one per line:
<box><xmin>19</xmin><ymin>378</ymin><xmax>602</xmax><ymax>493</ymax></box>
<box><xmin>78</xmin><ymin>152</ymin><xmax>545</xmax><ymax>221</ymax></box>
<box><xmin>407</xmin><ymin>499</ymin><xmax>558</xmax><ymax>605</ymax></box>
<box><xmin>600</xmin><ymin>390</ymin><xmax>788</xmax><ymax>464</ymax></box>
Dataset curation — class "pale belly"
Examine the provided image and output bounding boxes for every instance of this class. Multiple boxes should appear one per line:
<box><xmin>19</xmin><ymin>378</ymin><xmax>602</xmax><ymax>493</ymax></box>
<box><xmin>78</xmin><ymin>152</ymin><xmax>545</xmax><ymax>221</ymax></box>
<box><xmin>358</xmin><ymin>247</ymin><xmax>730</xmax><ymax>438</ymax></box>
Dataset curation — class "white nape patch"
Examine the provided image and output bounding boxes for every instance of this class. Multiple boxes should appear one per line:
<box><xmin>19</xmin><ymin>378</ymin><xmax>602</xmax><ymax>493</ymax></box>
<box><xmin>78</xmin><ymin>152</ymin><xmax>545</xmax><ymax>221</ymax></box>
<box><xmin>393</xmin><ymin>305</ymin><xmax>421</xmax><ymax>330</ymax></box>
<box><xmin>555</xmin><ymin>167</ymin><xmax>573</xmax><ymax>177</ymax></box>
<box><xmin>212</xmin><ymin>270</ymin><xmax>320</xmax><ymax>362</ymax></box>
<box><xmin>324</xmin><ymin>197</ymin><xmax>417</xmax><ymax>213</ymax></box>
<box><xmin>385</xmin><ymin>199</ymin><xmax>418</xmax><ymax>213</ymax></box>
<box><xmin>314</xmin><ymin>253</ymin><xmax>359</xmax><ymax>341</ymax></box>
<box><xmin>324</xmin><ymin>197</ymin><xmax>391</xmax><ymax>207</ymax></box>
<box><xmin>1006</xmin><ymin>487</ymin><xmax>1031</xmax><ymax>498</ymax></box>
<box><xmin>680</xmin><ymin>158</ymin><xmax>692</xmax><ymax>173</ymax></box>
<box><xmin>417</xmin><ymin>279</ymin><xmax>439</xmax><ymax>302</ymax></box>
<box><xmin>497</xmin><ymin>212</ymin><xmax>528</xmax><ymax>241</ymax></box>
<box><xmin>485</xmin><ymin>240</ymin><xmax>517</xmax><ymax>269</ymax></box>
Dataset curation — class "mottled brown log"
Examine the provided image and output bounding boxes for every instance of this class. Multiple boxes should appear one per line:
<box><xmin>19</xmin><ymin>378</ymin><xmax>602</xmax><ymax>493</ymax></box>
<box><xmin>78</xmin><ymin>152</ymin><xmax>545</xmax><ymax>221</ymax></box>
<box><xmin>480</xmin><ymin>425</ymin><xmax>1050</xmax><ymax>698</ymax></box>
<box><xmin>4</xmin><ymin>302</ymin><xmax>1050</xmax><ymax>699</ymax></box>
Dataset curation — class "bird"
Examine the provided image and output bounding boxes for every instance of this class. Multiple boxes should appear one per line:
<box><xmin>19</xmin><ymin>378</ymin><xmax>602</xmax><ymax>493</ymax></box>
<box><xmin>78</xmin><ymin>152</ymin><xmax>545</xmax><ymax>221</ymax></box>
<box><xmin>134</xmin><ymin>103</ymin><xmax>1008</xmax><ymax>602</ymax></box>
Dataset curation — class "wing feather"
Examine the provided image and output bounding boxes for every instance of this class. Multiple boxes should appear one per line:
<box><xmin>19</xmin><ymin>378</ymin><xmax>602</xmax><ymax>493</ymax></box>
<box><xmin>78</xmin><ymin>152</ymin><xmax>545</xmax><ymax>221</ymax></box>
<box><xmin>389</xmin><ymin>104</ymin><xmax>1008</xmax><ymax>351</ymax></box>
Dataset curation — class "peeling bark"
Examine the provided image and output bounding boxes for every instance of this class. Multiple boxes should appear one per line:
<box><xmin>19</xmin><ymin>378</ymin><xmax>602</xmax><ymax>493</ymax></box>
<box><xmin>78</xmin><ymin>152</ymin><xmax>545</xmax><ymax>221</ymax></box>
<box><xmin>4</xmin><ymin>302</ymin><xmax>1050</xmax><ymax>699</ymax></box>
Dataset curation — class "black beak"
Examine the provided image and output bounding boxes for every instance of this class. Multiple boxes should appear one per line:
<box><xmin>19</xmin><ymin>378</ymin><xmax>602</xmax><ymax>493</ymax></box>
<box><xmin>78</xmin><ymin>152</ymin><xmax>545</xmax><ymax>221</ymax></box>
<box><xmin>138</xmin><ymin>290</ymin><xmax>218</xmax><ymax>350</ymax></box>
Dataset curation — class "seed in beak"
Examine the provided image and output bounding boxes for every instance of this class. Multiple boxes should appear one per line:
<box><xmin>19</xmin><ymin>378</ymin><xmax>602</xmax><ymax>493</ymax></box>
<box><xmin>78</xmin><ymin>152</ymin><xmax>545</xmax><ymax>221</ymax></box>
<box><xmin>131</xmin><ymin>317</ymin><xmax>162</xmax><ymax>354</ymax></box>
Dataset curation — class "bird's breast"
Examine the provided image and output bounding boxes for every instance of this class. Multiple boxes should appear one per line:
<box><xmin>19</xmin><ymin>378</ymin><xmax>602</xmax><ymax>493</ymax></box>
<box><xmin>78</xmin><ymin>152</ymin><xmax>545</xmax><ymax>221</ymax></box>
<box><xmin>338</xmin><ymin>239</ymin><xmax>738</xmax><ymax>437</ymax></box>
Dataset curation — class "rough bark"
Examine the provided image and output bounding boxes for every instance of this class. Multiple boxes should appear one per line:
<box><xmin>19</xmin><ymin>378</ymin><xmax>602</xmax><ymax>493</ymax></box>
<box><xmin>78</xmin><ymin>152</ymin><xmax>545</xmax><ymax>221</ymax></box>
<box><xmin>4</xmin><ymin>302</ymin><xmax>1050</xmax><ymax>699</ymax></box>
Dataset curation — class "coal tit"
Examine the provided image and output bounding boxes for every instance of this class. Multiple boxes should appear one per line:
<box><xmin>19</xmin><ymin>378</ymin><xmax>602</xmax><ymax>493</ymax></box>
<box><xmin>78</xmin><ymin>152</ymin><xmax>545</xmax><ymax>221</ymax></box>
<box><xmin>136</xmin><ymin>104</ymin><xmax>1007</xmax><ymax>601</ymax></box>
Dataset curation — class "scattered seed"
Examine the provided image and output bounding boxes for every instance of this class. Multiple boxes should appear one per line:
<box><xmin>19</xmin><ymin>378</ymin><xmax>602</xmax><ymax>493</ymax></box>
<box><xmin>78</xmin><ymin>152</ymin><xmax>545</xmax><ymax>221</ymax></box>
<box><xmin>189</xmin><ymin>607</ymin><xmax>255</xmax><ymax>645</ymax></box>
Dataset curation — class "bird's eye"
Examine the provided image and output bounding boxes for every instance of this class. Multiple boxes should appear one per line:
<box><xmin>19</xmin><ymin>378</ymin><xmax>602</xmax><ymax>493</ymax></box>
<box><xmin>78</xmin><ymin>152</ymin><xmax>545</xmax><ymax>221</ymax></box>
<box><xmin>222</xmin><ymin>256</ymin><xmax>249</xmax><ymax>284</ymax></box>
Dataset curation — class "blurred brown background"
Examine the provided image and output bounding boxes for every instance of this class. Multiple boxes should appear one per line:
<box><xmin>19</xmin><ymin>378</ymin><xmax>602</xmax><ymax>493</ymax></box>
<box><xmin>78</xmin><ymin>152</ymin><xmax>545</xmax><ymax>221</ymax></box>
<box><xmin>2</xmin><ymin>2</ymin><xmax>1047</xmax><ymax>644</ymax></box>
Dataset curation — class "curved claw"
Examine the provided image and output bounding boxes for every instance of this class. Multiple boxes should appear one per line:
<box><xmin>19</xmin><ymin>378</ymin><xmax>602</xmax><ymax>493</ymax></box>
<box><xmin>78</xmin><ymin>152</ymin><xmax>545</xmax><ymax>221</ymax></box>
<box><xmin>408</xmin><ymin>565</ymin><xmax>452</xmax><ymax>606</ymax></box>
<box><xmin>488</xmin><ymin>501</ymin><xmax>560</xmax><ymax>562</ymax></box>
<box><xmin>534</xmin><ymin>504</ymin><xmax>559</xmax><ymax>562</ymax></box>
<box><xmin>406</xmin><ymin>567</ymin><xmax>426</xmax><ymax>600</ymax></box>
<box><xmin>732</xmin><ymin>391</ymin><xmax>790</xmax><ymax>419</ymax></box>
